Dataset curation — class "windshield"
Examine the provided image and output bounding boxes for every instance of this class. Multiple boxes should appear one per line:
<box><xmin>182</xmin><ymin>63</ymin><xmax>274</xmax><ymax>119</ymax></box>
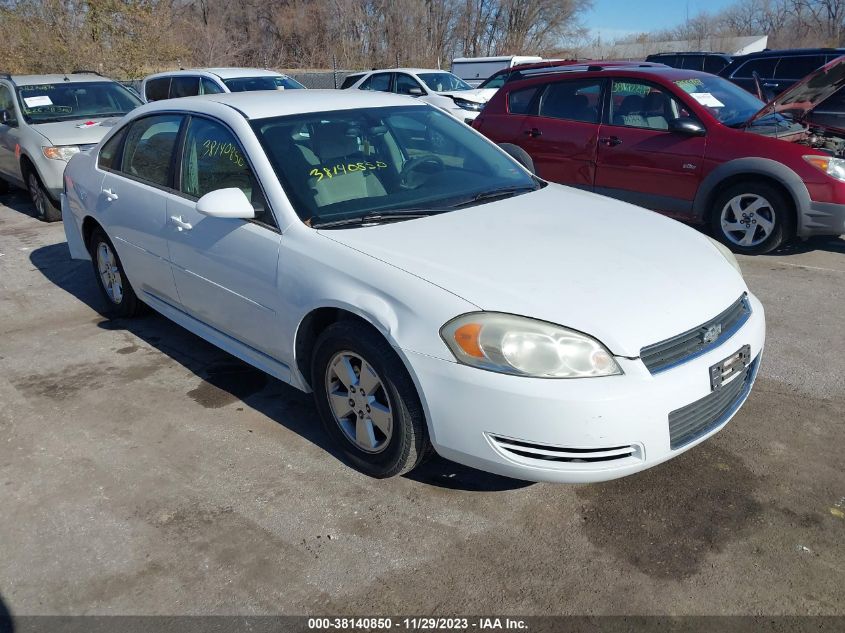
<box><xmin>251</xmin><ymin>105</ymin><xmax>538</xmax><ymax>226</ymax></box>
<box><xmin>223</xmin><ymin>76</ymin><xmax>306</xmax><ymax>92</ymax></box>
<box><xmin>417</xmin><ymin>73</ymin><xmax>472</xmax><ymax>92</ymax></box>
<box><xmin>673</xmin><ymin>75</ymin><xmax>767</xmax><ymax>126</ymax></box>
<box><xmin>16</xmin><ymin>81</ymin><xmax>141</xmax><ymax>124</ymax></box>
<box><xmin>478</xmin><ymin>73</ymin><xmax>507</xmax><ymax>90</ymax></box>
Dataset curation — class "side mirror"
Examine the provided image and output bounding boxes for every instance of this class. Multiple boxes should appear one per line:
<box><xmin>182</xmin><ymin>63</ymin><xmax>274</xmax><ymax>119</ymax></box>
<box><xmin>669</xmin><ymin>118</ymin><xmax>706</xmax><ymax>136</ymax></box>
<box><xmin>408</xmin><ymin>87</ymin><xmax>424</xmax><ymax>97</ymax></box>
<box><xmin>0</xmin><ymin>109</ymin><xmax>17</xmax><ymax>126</ymax></box>
<box><xmin>195</xmin><ymin>188</ymin><xmax>255</xmax><ymax>219</ymax></box>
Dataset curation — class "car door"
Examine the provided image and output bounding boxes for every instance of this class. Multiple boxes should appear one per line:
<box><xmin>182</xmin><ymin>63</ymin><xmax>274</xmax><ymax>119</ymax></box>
<box><xmin>0</xmin><ymin>83</ymin><xmax>23</xmax><ymax>183</ymax></box>
<box><xmin>593</xmin><ymin>78</ymin><xmax>706</xmax><ymax>216</ymax></box>
<box><xmin>727</xmin><ymin>57</ymin><xmax>778</xmax><ymax>96</ymax></box>
<box><xmin>164</xmin><ymin>115</ymin><xmax>283</xmax><ymax>357</ymax></box>
<box><xmin>98</xmin><ymin>114</ymin><xmax>185</xmax><ymax>304</ymax></box>
<box><xmin>770</xmin><ymin>54</ymin><xmax>827</xmax><ymax>95</ymax></box>
<box><xmin>394</xmin><ymin>73</ymin><xmax>424</xmax><ymax>97</ymax></box>
<box><xmin>517</xmin><ymin>78</ymin><xmax>605</xmax><ymax>188</ymax></box>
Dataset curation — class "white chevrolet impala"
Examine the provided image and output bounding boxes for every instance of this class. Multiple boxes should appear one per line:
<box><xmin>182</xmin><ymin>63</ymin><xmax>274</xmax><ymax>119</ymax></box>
<box><xmin>62</xmin><ymin>90</ymin><xmax>765</xmax><ymax>482</ymax></box>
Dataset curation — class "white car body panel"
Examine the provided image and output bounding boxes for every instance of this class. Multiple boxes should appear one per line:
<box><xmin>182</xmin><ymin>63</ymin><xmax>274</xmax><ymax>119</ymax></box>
<box><xmin>62</xmin><ymin>90</ymin><xmax>766</xmax><ymax>483</ymax></box>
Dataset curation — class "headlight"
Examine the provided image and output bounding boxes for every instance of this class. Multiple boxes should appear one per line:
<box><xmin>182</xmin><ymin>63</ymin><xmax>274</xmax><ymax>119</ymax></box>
<box><xmin>803</xmin><ymin>154</ymin><xmax>845</xmax><ymax>181</ymax></box>
<box><xmin>452</xmin><ymin>97</ymin><xmax>483</xmax><ymax>112</ymax></box>
<box><xmin>42</xmin><ymin>145</ymin><xmax>80</xmax><ymax>161</ymax></box>
<box><xmin>707</xmin><ymin>236</ymin><xmax>742</xmax><ymax>275</ymax></box>
<box><xmin>440</xmin><ymin>313</ymin><xmax>622</xmax><ymax>378</ymax></box>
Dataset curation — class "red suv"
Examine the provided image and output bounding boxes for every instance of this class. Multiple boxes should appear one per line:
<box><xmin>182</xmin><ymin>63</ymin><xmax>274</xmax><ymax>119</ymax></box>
<box><xmin>473</xmin><ymin>60</ymin><xmax>845</xmax><ymax>254</ymax></box>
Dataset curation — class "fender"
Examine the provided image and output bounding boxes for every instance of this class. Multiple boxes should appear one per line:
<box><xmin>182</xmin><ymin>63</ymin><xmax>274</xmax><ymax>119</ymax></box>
<box><xmin>692</xmin><ymin>157</ymin><xmax>811</xmax><ymax>231</ymax></box>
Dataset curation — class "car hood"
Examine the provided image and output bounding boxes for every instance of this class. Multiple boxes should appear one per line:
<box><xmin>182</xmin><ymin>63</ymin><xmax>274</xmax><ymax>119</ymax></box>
<box><xmin>30</xmin><ymin>117</ymin><xmax>122</xmax><ymax>146</ymax></box>
<box><xmin>472</xmin><ymin>88</ymin><xmax>499</xmax><ymax>101</ymax></box>
<box><xmin>318</xmin><ymin>185</ymin><xmax>747</xmax><ymax>357</ymax></box>
<box><xmin>747</xmin><ymin>55</ymin><xmax>845</xmax><ymax>125</ymax></box>
<box><xmin>435</xmin><ymin>90</ymin><xmax>488</xmax><ymax>104</ymax></box>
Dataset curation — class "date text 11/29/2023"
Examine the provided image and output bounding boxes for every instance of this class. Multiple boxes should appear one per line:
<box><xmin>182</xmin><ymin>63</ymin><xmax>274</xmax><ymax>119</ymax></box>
<box><xmin>307</xmin><ymin>617</ymin><xmax>528</xmax><ymax>630</ymax></box>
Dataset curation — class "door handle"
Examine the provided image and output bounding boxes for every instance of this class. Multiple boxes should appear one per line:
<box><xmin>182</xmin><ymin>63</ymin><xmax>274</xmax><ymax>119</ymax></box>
<box><xmin>170</xmin><ymin>215</ymin><xmax>193</xmax><ymax>231</ymax></box>
<box><xmin>102</xmin><ymin>188</ymin><xmax>119</xmax><ymax>201</ymax></box>
<box><xmin>762</xmin><ymin>82</ymin><xmax>778</xmax><ymax>88</ymax></box>
<box><xmin>524</xmin><ymin>127</ymin><xmax>542</xmax><ymax>138</ymax></box>
<box><xmin>599</xmin><ymin>136</ymin><xmax>622</xmax><ymax>147</ymax></box>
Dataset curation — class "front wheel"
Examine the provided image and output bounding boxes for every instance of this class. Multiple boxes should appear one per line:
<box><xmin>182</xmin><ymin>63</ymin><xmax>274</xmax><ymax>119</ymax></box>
<box><xmin>311</xmin><ymin>321</ymin><xmax>431</xmax><ymax>478</ymax></box>
<box><xmin>89</xmin><ymin>227</ymin><xmax>142</xmax><ymax>317</ymax></box>
<box><xmin>711</xmin><ymin>182</ymin><xmax>793</xmax><ymax>255</ymax></box>
<box><xmin>26</xmin><ymin>170</ymin><xmax>61</xmax><ymax>222</ymax></box>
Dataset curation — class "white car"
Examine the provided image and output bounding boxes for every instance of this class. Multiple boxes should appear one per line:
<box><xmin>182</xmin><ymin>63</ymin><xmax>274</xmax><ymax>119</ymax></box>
<box><xmin>141</xmin><ymin>68</ymin><xmax>305</xmax><ymax>103</ymax></box>
<box><xmin>342</xmin><ymin>69</ymin><xmax>488</xmax><ymax>122</ymax></box>
<box><xmin>62</xmin><ymin>90</ymin><xmax>765</xmax><ymax>483</ymax></box>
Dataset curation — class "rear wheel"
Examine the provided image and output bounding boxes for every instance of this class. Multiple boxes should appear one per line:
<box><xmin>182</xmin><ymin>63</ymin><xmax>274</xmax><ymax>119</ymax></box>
<box><xmin>711</xmin><ymin>182</ymin><xmax>793</xmax><ymax>255</ymax></box>
<box><xmin>311</xmin><ymin>321</ymin><xmax>431</xmax><ymax>478</ymax></box>
<box><xmin>89</xmin><ymin>227</ymin><xmax>142</xmax><ymax>317</ymax></box>
<box><xmin>26</xmin><ymin>169</ymin><xmax>61</xmax><ymax>222</ymax></box>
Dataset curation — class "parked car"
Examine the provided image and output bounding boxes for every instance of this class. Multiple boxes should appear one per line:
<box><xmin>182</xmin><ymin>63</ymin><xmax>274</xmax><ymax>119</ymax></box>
<box><xmin>646</xmin><ymin>52</ymin><xmax>733</xmax><ymax>74</ymax></box>
<box><xmin>472</xmin><ymin>59</ymin><xmax>845</xmax><ymax>254</ymax></box>
<box><xmin>62</xmin><ymin>90</ymin><xmax>764</xmax><ymax>483</ymax></box>
<box><xmin>0</xmin><ymin>71</ymin><xmax>142</xmax><ymax>221</ymax></box>
<box><xmin>342</xmin><ymin>69</ymin><xmax>488</xmax><ymax>122</ymax></box>
<box><xmin>719</xmin><ymin>49</ymin><xmax>845</xmax><ymax>130</ymax></box>
<box><xmin>451</xmin><ymin>55</ymin><xmax>543</xmax><ymax>87</ymax></box>
<box><xmin>475</xmin><ymin>60</ymin><xmax>668</xmax><ymax>101</ymax></box>
<box><xmin>141</xmin><ymin>68</ymin><xmax>305</xmax><ymax>103</ymax></box>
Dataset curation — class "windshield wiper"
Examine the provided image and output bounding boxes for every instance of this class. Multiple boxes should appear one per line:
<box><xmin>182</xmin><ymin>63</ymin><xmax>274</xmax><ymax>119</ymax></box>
<box><xmin>311</xmin><ymin>210</ymin><xmax>440</xmax><ymax>229</ymax></box>
<box><xmin>449</xmin><ymin>185</ymin><xmax>538</xmax><ymax>209</ymax></box>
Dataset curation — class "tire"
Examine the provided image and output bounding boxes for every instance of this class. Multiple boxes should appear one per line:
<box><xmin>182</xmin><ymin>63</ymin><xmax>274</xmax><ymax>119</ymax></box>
<box><xmin>88</xmin><ymin>227</ymin><xmax>142</xmax><ymax>318</ymax></box>
<box><xmin>25</xmin><ymin>168</ymin><xmax>61</xmax><ymax>222</ymax></box>
<box><xmin>711</xmin><ymin>181</ymin><xmax>794</xmax><ymax>255</ymax></box>
<box><xmin>498</xmin><ymin>143</ymin><xmax>536</xmax><ymax>175</ymax></box>
<box><xmin>311</xmin><ymin>321</ymin><xmax>432</xmax><ymax>478</ymax></box>
<box><xmin>0</xmin><ymin>178</ymin><xmax>9</xmax><ymax>195</ymax></box>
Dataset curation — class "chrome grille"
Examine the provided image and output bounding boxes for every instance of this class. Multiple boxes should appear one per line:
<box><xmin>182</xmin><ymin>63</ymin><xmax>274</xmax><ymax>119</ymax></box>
<box><xmin>641</xmin><ymin>294</ymin><xmax>751</xmax><ymax>374</ymax></box>
<box><xmin>489</xmin><ymin>435</ymin><xmax>640</xmax><ymax>463</ymax></box>
<box><xmin>668</xmin><ymin>354</ymin><xmax>759</xmax><ymax>450</ymax></box>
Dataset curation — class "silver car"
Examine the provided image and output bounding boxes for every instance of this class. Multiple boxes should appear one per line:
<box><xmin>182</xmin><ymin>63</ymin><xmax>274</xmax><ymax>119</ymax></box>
<box><xmin>0</xmin><ymin>71</ymin><xmax>141</xmax><ymax>221</ymax></box>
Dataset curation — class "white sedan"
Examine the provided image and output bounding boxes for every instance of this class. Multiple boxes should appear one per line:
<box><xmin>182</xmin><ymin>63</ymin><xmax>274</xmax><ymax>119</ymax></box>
<box><xmin>62</xmin><ymin>90</ymin><xmax>765</xmax><ymax>482</ymax></box>
<box><xmin>343</xmin><ymin>69</ymin><xmax>488</xmax><ymax>122</ymax></box>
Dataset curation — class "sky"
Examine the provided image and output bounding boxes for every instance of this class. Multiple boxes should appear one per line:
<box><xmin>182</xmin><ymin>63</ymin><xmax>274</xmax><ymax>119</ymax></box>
<box><xmin>585</xmin><ymin>0</ymin><xmax>738</xmax><ymax>41</ymax></box>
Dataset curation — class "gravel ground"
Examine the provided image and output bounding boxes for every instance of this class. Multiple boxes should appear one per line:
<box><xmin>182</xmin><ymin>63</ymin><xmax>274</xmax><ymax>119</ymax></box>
<box><xmin>0</xmin><ymin>190</ymin><xmax>843</xmax><ymax>616</ymax></box>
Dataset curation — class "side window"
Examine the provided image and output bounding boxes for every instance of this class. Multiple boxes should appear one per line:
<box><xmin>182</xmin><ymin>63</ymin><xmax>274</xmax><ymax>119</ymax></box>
<box><xmin>775</xmin><ymin>55</ymin><xmax>826</xmax><ymax>80</ymax></box>
<box><xmin>0</xmin><ymin>85</ymin><xmax>17</xmax><ymax>123</ymax></box>
<box><xmin>179</xmin><ymin>117</ymin><xmax>273</xmax><ymax>226</ymax></box>
<box><xmin>395</xmin><ymin>73</ymin><xmax>423</xmax><ymax>95</ymax></box>
<box><xmin>609</xmin><ymin>80</ymin><xmax>686</xmax><ymax>131</ymax></box>
<box><xmin>200</xmin><ymin>78</ymin><xmax>224</xmax><ymax>95</ymax></box>
<box><xmin>733</xmin><ymin>57</ymin><xmax>778</xmax><ymax>79</ymax></box>
<box><xmin>144</xmin><ymin>77</ymin><xmax>171</xmax><ymax>102</ymax></box>
<box><xmin>359</xmin><ymin>73</ymin><xmax>392</xmax><ymax>92</ymax></box>
<box><xmin>538</xmin><ymin>79</ymin><xmax>603</xmax><ymax>123</ymax></box>
<box><xmin>680</xmin><ymin>56</ymin><xmax>704</xmax><ymax>71</ymax></box>
<box><xmin>98</xmin><ymin>127</ymin><xmax>128</xmax><ymax>170</ymax></box>
<box><xmin>508</xmin><ymin>86</ymin><xmax>539</xmax><ymax>114</ymax></box>
<box><xmin>170</xmin><ymin>76</ymin><xmax>200</xmax><ymax>98</ymax></box>
<box><xmin>120</xmin><ymin>114</ymin><xmax>183</xmax><ymax>186</ymax></box>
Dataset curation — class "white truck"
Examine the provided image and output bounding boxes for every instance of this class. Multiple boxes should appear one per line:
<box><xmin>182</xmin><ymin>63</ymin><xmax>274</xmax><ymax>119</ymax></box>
<box><xmin>450</xmin><ymin>55</ymin><xmax>543</xmax><ymax>87</ymax></box>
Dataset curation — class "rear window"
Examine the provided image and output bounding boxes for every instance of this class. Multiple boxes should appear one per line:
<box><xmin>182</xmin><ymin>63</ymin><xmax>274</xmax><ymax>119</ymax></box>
<box><xmin>775</xmin><ymin>55</ymin><xmax>826</xmax><ymax>80</ymax></box>
<box><xmin>340</xmin><ymin>74</ymin><xmax>364</xmax><ymax>89</ymax></box>
<box><xmin>508</xmin><ymin>86</ymin><xmax>539</xmax><ymax>114</ymax></box>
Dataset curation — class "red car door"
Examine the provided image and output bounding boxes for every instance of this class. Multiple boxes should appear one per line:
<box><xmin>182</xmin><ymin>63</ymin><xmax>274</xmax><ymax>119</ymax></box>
<box><xmin>517</xmin><ymin>78</ymin><xmax>604</xmax><ymax>188</ymax></box>
<box><xmin>594</xmin><ymin>79</ymin><xmax>706</xmax><ymax>216</ymax></box>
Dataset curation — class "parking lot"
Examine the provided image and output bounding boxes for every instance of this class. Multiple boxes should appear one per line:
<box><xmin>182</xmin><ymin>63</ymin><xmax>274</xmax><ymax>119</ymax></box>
<box><xmin>0</xmin><ymin>190</ymin><xmax>843</xmax><ymax>615</ymax></box>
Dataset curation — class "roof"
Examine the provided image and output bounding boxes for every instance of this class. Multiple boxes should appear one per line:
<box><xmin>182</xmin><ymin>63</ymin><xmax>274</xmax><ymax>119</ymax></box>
<box><xmin>729</xmin><ymin>47</ymin><xmax>845</xmax><ymax>59</ymax></box>
<box><xmin>363</xmin><ymin>68</ymin><xmax>451</xmax><ymax>75</ymax></box>
<box><xmin>504</xmin><ymin>65</ymin><xmax>715</xmax><ymax>88</ymax></box>
<box><xmin>143</xmin><ymin>68</ymin><xmax>288</xmax><ymax>81</ymax></box>
<box><xmin>8</xmin><ymin>73</ymin><xmax>116</xmax><ymax>86</ymax></box>
<box><xmin>140</xmin><ymin>89</ymin><xmax>419</xmax><ymax>119</ymax></box>
<box><xmin>452</xmin><ymin>56</ymin><xmax>542</xmax><ymax>63</ymax></box>
<box><xmin>574</xmin><ymin>35</ymin><xmax>767</xmax><ymax>60</ymax></box>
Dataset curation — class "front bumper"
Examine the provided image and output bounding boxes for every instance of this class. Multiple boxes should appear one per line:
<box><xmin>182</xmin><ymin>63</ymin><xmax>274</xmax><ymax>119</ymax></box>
<box><xmin>405</xmin><ymin>293</ymin><xmax>765</xmax><ymax>483</ymax></box>
<box><xmin>801</xmin><ymin>200</ymin><xmax>845</xmax><ymax>237</ymax></box>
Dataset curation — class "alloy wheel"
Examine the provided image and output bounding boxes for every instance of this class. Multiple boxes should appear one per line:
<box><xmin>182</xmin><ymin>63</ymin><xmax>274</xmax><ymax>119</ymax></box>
<box><xmin>719</xmin><ymin>194</ymin><xmax>776</xmax><ymax>247</ymax></box>
<box><xmin>96</xmin><ymin>242</ymin><xmax>124</xmax><ymax>304</ymax></box>
<box><xmin>28</xmin><ymin>173</ymin><xmax>46</xmax><ymax>219</ymax></box>
<box><xmin>325</xmin><ymin>351</ymin><xmax>393</xmax><ymax>453</ymax></box>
